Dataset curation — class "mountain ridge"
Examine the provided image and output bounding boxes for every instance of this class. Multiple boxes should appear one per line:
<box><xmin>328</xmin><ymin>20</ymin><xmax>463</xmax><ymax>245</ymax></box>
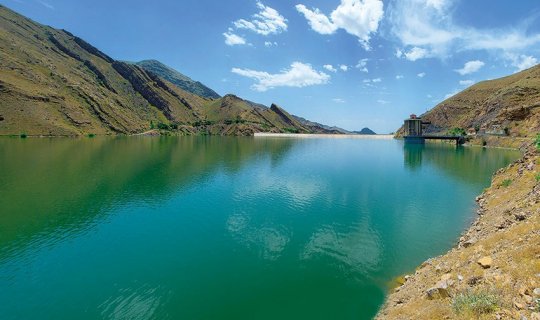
<box><xmin>0</xmin><ymin>4</ymin><xmax>335</xmax><ymax>136</ymax></box>
<box><xmin>134</xmin><ymin>60</ymin><xmax>221</xmax><ymax>100</ymax></box>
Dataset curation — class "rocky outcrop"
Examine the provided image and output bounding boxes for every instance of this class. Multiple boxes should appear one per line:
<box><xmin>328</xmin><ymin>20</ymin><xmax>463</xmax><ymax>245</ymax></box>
<box><xmin>48</xmin><ymin>34</ymin><xmax>116</xmax><ymax>93</ymax></box>
<box><xmin>112</xmin><ymin>61</ymin><xmax>175</xmax><ymax>119</ymax></box>
<box><xmin>135</xmin><ymin>59</ymin><xmax>221</xmax><ymax>99</ymax></box>
<box><xmin>71</xmin><ymin>33</ymin><xmax>114</xmax><ymax>63</ymax></box>
<box><xmin>270</xmin><ymin>103</ymin><xmax>295</xmax><ymax>126</ymax></box>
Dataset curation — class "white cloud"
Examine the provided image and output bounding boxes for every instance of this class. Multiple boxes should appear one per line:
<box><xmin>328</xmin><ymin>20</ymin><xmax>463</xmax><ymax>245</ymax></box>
<box><xmin>231</xmin><ymin>62</ymin><xmax>330</xmax><ymax>91</ymax></box>
<box><xmin>333</xmin><ymin>98</ymin><xmax>346</xmax><ymax>103</ymax></box>
<box><xmin>233</xmin><ymin>2</ymin><xmax>288</xmax><ymax>36</ymax></box>
<box><xmin>296</xmin><ymin>0</ymin><xmax>384</xmax><ymax>50</ymax></box>
<box><xmin>377</xmin><ymin>99</ymin><xmax>390</xmax><ymax>104</ymax></box>
<box><xmin>264</xmin><ymin>41</ymin><xmax>278</xmax><ymax>47</ymax></box>
<box><xmin>38</xmin><ymin>0</ymin><xmax>54</xmax><ymax>10</ymax></box>
<box><xmin>455</xmin><ymin>60</ymin><xmax>485</xmax><ymax>75</ymax></box>
<box><xmin>223</xmin><ymin>32</ymin><xmax>247</xmax><ymax>46</ymax></box>
<box><xmin>424</xmin><ymin>0</ymin><xmax>448</xmax><ymax>12</ymax></box>
<box><xmin>355</xmin><ymin>58</ymin><xmax>369</xmax><ymax>72</ymax></box>
<box><xmin>339</xmin><ymin>64</ymin><xmax>349</xmax><ymax>71</ymax></box>
<box><xmin>395</xmin><ymin>75</ymin><xmax>404</xmax><ymax>79</ymax></box>
<box><xmin>295</xmin><ymin>5</ymin><xmax>338</xmax><ymax>34</ymax></box>
<box><xmin>388</xmin><ymin>0</ymin><xmax>540</xmax><ymax>61</ymax></box>
<box><xmin>417</xmin><ymin>72</ymin><xmax>426</xmax><ymax>78</ymax></box>
<box><xmin>506</xmin><ymin>54</ymin><xmax>538</xmax><ymax>71</ymax></box>
<box><xmin>459</xmin><ymin>79</ymin><xmax>474</xmax><ymax>86</ymax></box>
<box><xmin>323</xmin><ymin>64</ymin><xmax>337</xmax><ymax>72</ymax></box>
<box><xmin>395</xmin><ymin>48</ymin><xmax>403</xmax><ymax>58</ymax></box>
<box><xmin>363</xmin><ymin>77</ymin><xmax>381</xmax><ymax>83</ymax></box>
<box><xmin>403</xmin><ymin>46</ymin><xmax>429</xmax><ymax>61</ymax></box>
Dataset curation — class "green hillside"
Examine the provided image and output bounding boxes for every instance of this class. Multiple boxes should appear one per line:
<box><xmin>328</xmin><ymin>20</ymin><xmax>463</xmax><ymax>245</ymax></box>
<box><xmin>0</xmin><ymin>5</ymin><xmax>333</xmax><ymax>136</ymax></box>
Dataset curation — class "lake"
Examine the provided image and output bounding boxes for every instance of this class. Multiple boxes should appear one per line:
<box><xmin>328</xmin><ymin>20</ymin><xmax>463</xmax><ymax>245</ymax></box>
<box><xmin>0</xmin><ymin>136</ymin><xmax>520</xmax><ymax>319</ymax></box>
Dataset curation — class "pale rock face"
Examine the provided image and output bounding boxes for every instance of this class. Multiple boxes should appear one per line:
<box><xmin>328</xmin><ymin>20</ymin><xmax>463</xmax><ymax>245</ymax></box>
<box><xmin>477</xmin><ymin>256</ymin><xmax>493</xmax><ymax>268</ymax></box>
<box><xmin>426</xmin><ymin>278</ymin><xmax>454</xmax><ymax>300</ymax></box>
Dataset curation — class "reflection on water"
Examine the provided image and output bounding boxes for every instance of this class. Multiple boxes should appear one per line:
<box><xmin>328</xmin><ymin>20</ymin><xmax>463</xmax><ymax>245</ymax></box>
<box><xmin>0</xmin><ymin>137</ymin><xmax>520</xmax><ymax>320</ymax></box>
<box><xmin>227</xmin><ymin>211</ymin><xmax>291</xmax><ymax>261</ymax></box>
<box><xmin>302</xmin><ymin>221</ymin><xmax>382</xmax><ymax>277</ymax></box>
<box><xmin>404</xmin><ymin>142</ymin><xmax>518</xmax><ymax>184</ymax></box>
<box><xmin>0</xmin><ymin>136</ymin><xmax>294</xmax><ymax>255</ymax></box>
<box><xmin>404</xmin><ymin>143</ymin><xmax>425</xmax><ymax>170</ymax></box>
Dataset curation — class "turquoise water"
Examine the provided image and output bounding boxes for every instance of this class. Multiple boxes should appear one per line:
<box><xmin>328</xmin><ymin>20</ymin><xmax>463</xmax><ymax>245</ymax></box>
<box><xmin>0</xmin><ymin>137</ymin><xmax>519</xmax><ymax>319</ymax></box>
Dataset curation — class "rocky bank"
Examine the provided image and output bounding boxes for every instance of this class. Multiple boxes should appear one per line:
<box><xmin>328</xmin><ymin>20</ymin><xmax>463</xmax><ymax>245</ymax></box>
<box><xmin>377</xmin><ymin>143</ymin><xmax>540</xmax><ymax>319</ymax></box>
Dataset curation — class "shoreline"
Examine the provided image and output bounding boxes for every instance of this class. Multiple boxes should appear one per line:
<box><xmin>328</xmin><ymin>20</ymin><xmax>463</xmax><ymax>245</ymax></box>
<box><xmin>254</xmin><ymin>133</ymin><xmax>394</xmax><ymax>139</ymax></box>
<box><xmin>376</xmin><ymin>144</ymin><xmax>540</xmax><ymax>319</ymax></box>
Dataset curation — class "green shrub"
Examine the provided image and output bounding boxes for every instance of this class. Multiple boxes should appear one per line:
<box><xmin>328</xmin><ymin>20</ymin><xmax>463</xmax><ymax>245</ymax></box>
<box><xmin>150</xmin><ymin>121</ymin><xmax>155</xmax><ymax>129</ymax></box>
<box><xmin>536</xmin><ymin>133</ymin><xmax>540</xmax><ymax>151</ymax></box>
<box><xmin>283</xmin><ymin>128</ymin><xmax>300</xmax><ymax>134</ymax></box>
<box><xmin>501</xmin><ymin>179</ymin><xmax>512</xmax><ymax>187</ymax></box>
<box><xmin>20</xmin><ymin>133</ymin><xmax>27</xmax><ymax>138</ymax></box>
<box><xmin>235</xmin><ymin>115</ymin><xmax>246</xmax><ymax>124</ymax></box>
<box><xmin>536</xmin><ymin>173</ymin><xmax>540</xmax><ymax>182</ymax></box>
<box><xmin>192</xmin><ymin>120</ymin><xmax>214</xmax><ymax>127</ymax></box>
<box><xmin>224</xmin><ymin>119</ymin><xmax>233</xmax><ymax>125</ymax></box>
<box><xmin>157</xmin><ymin>122</ymin><xmax>170</xmax><ymax>130</ymax></box>
<box><xmin>452</xmin><ymin>290</ymin><xmax>500</xmax><ymax>316</ymax></box>
<box><xmin>87</xmin><ymin>133</ymin><xmax>96</xmax><ymax>138</ymax></box>
<box><xmin>448</xmin><ymin>127</ymin><xmax>466</xmax><ymax>136</ymax></box>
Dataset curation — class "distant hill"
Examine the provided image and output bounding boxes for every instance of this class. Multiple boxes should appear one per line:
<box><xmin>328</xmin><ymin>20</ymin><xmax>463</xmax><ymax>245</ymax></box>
<box><xmin>354</xmin><ymin>127</ymin><xmax>376</xmax><ymax>135</ymax></box>
<box><xmin>292</xmin><ymin>115</ymin><xmax>350</xmax><ymax>134</ymax></box>
<box><xmin>0</xmin><ymin>5</ymin><xmax>335</xmax><ymax>136</ymax></box>
<box><xmin>134</xmin><ymin>60</ymin><xmax>221</xmax><ymax>99</ymax></box>
<box><xmin>396</xmin><ymin>65</ymin><xmax>540</xmax><ymax>139</ymax></box>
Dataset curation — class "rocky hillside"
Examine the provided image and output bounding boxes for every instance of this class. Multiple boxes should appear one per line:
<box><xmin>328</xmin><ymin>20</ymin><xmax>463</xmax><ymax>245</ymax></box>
<box><xmin>134</xmin><ymin>60</ymin><xmax>221</xmax><ymax>99</ymax></box>
<box><xmin>0</xmin><ymin>5</ymin><xmax>333</xmax><ymax>136</ymax></box>
<box><xmin>398</xmin><ymin>65</ymin><xmax>540</xmax><ymax>143</ymax></box>
<box><xmin>377</xmin><ymin>144</ymin><xmax>540</xmax><ymax>319</ymax></box>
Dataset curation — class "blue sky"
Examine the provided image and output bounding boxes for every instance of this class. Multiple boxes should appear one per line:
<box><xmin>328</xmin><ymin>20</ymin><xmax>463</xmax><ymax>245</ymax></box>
<box><xmin>2</xmin><ymin>0</ymin><xmax>540</xmax><ymax>133</ymax></box>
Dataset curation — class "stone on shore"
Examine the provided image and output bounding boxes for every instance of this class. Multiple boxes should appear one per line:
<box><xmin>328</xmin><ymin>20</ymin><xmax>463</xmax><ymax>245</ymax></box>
<box><xmin>477</xmin><ymin>256</ymin><xmax>493</xmax><ymax>269</ymax></box>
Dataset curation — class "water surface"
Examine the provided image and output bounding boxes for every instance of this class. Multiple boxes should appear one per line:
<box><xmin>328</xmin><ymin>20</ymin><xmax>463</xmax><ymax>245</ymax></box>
<box><xmin>0</xmin><ymin>137</ymin><xmax>519</xmax><ymax>319</ymax></box>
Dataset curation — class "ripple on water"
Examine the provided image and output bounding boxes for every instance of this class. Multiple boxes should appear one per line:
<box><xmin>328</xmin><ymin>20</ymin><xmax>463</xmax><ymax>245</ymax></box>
<box><xmin>99</xmin><ymin>285</ymin><xmax>169</xmax><ymax>320</ymax></box>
